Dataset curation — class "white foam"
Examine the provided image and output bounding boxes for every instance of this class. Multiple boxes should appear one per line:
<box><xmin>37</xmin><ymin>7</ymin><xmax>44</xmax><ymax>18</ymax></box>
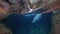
<box><xmin>32</xmin><ymin>14</ymin><xmax>42</xmax><ymax>23</ymax></box>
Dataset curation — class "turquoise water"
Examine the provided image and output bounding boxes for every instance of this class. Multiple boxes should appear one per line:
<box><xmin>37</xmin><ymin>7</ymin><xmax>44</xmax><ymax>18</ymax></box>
<box><xmin>2</xmin><ymin>9</ymin><xmax>52</xmax><ymax>34</ymax></box>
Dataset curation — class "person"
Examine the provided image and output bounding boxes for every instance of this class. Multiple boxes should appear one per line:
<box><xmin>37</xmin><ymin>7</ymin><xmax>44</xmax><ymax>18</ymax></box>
<box><xmin>0</xmin><ymin>0</ymin><xmax>60</xmax><ymax>34</ymax></box>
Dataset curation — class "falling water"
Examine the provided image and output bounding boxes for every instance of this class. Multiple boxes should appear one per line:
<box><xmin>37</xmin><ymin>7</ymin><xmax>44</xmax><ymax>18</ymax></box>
<box><xmin>32</xmin><ymin>14</ymin><xmax>42</xmax><ymax>23</ymax></box>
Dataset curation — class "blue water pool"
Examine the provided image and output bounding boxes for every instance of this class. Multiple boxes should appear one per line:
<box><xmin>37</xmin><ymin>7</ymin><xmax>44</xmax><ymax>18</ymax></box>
<box><xmin>3</xmin><ymin>8</ymin><xmax>52</xmax><ymax>34</ymax></box>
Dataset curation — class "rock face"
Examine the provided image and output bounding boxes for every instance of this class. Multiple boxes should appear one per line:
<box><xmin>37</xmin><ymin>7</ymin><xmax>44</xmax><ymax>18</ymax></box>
<box><xmin>51</xmin><ymin>10</ymin><xmax>60</xmax><ymax>34</ymax></box>
<box><xmin>0</xmin><ymin>1</ymin><xmax>10</xmax><ymax>19</ymax></box>
<box><xmin>0</xmin><ymin>24</ymin><xmax>12</xmax><ymax>34</ymax></box>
